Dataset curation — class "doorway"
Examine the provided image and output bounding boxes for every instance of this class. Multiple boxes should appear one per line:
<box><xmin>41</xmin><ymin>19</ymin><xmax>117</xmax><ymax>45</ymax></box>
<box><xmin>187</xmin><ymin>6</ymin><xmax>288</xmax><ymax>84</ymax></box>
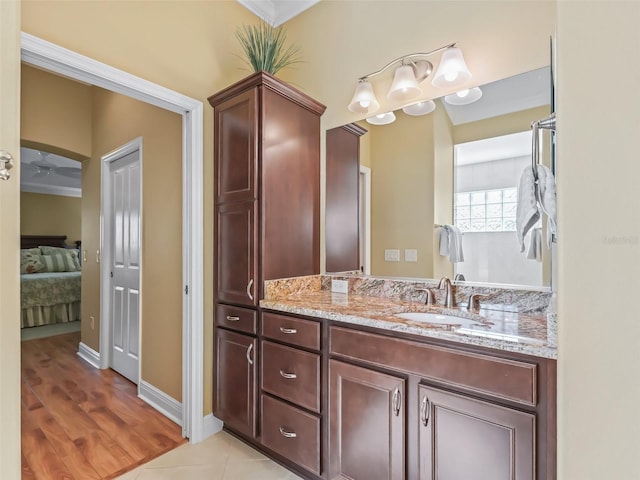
<box><xmin>21</xmin><ymin>32</ymin><xmax>209</xmax><ymax>441</ymax></box>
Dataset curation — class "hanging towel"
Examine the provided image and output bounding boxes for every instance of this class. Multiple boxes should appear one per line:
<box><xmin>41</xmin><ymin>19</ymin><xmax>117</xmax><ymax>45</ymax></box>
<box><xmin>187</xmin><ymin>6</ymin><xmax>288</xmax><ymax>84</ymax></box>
<box><xmin>536</xmin><ymin>164</ymin><xmax>557</xmax><ymax>246</ymax></box>
<box><xmin>439</xmin><ymin>226</ymin><xmax>450</xmax><ymax>257</ymax></box>
<box><xmin>526</xmin><ymin>227</ymin><xmax>542</xmax><ymax>262</ymax></box>
<box><xmin>516</xmin><ymin>166</ymin><xmax>540</xmax><ymax>253</ymax></box>
<box><xmin>439</xmin><ymin>225</ymin><xmax>464</xmax><ymax>263</ymax></box>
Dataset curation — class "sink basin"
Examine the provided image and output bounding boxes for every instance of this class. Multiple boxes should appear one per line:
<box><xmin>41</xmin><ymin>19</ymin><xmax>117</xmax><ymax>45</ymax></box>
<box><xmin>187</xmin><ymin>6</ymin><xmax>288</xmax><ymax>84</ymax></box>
<box><xmin>395</xmin><ymin>312</ymin><xmax>483</xmax><ymax>328</ymax></box>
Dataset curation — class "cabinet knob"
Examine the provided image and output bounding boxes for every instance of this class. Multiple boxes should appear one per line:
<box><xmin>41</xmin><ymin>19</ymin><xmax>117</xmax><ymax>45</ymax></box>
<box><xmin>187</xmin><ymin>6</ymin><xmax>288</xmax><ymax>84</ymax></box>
<box><xmin>279</xmin><ymin>326</ymin><xmax>297</xmax><ymax>334</ymax></box>
<box><xmin>279</xmin><ymin>426</ymin><xmax>297</xmax><ymax>438</ymax></box>
<box><xmin>226</xmin><ymin>315</ymin><xmax>240</xmax><ymax>322</ymax></box>
<box><xmin>421</xmin><ymin>395</ymin><xmax>430</xmax><ymax>426</ymax></box>
<box><xmin>279</xmin><ymin>369</ymin><xmax>297</xmax><ymax>380</ymax></box>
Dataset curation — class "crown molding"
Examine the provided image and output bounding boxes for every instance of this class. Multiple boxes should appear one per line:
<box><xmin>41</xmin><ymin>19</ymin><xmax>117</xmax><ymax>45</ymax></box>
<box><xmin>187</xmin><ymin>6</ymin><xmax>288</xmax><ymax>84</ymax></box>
<box><xmin>21</xmin><ymin>183</ymin><xmax>81</xmax><ymax>198</ymax></box>
<box><xmin>237</xmin><ymin>0</ymin><xmax>320</xmax><ymax>26</ymax></box>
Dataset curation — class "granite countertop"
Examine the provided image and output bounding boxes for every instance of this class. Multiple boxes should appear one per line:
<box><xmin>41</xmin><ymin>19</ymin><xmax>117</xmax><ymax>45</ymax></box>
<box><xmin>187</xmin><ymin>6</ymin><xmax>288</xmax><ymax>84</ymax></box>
<box><xmin>260</xmin><ymin>289</ymin><xmax>557</xmax><ymax>360</ymax></box>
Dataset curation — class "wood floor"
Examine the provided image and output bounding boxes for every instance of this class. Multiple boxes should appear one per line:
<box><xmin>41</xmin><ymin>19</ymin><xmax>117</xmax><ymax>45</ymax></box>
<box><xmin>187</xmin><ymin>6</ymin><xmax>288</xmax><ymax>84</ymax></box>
<box><xmin>21</xmin><ymin>332</ymin><xmax>186</xmax><ymax>479</ymax></box>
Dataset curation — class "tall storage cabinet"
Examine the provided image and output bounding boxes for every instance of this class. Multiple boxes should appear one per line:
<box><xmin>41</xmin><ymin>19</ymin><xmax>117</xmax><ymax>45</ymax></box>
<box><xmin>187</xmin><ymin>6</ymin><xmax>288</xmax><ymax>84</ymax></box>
<box><xmin>208</xmin><ymin>72</ymin><xmax>325</xmax><ymax>440</ymax></box>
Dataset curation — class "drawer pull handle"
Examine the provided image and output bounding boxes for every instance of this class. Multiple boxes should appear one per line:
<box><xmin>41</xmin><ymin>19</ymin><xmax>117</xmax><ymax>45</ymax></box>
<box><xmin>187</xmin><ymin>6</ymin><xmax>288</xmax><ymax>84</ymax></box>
<box><xmin>246</xmin><ymin>344</ymin><xmax>254</xmax><ymax>365</ymax></box>
<box><xmin>226</xmin><ymin>315</ymin><xmax>240</xmax><ymax>322</ymax></box>
<box><xmin>279</xmin><ymin>369</ymin><xmax>297</xmax><ymax>380</ymax></box>
<box><xmin>420</xmin><ymin>395</ymin><xmax>430</xmax><ymax>426</ymax></box>
<box><xmin>392</xmin><ymin>387</ymin><xmax>401</xmax><ymax>417</ymax></box>
<box><xmin>279</xmin><ymin>327</ymin><xmax>297</xmax><ymax>334</ymax></box>
<box><xmin>279</xmin><ymin>426</ymin><xmax>297</xmax><ymax>438</ymax></box>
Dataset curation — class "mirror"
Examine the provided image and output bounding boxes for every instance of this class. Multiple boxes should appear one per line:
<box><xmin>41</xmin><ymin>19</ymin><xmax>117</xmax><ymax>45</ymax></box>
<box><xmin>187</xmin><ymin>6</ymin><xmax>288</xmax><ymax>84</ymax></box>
<box><xmin>327</xmin><ymin>66</ymin><xmax>553</xmax><ymax>288</ymax></box>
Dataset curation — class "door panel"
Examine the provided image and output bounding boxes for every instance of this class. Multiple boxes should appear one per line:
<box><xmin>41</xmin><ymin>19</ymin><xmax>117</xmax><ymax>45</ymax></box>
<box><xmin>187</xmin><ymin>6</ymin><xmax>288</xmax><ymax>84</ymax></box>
<box><xmin>0</xmin><ymin>3</ymin><xmax>22</xmax><ymax>477</ymax></box>
<box><xmin>109</xmin><ymin>149</ymin><xmax>141</xmax><ymax>383</ymax></box>
<box><xmin>419</xmin><ymin>385</ymin><xmax>535</xmax><ymax>480</ymax></box>
<box><xmin>329</xmin><ymin>359</ymin><xmax>405</xmax><ymax>480</ymax></box>
<box><xmin>216</xmin><ymin>201</ymin><xmax>258</xmax><ymax>306</ymax></box>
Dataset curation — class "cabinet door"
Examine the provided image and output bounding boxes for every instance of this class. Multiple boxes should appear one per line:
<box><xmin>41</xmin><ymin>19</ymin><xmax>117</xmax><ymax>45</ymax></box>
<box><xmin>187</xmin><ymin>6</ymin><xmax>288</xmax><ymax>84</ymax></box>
<box><xmin>328</xmin><ymin>359</ymin><xmax>405</xmax><ymax>480</ymax></box>
<box><xmin>216</xmin><ymin>201</ymin><xmax>258</xmax><ymax>306</ymax></box>
<box><xmin>418</xmin><ymin>385</ymin><xmax>535</xmax><ymax>480</ymax></box>
<box><xmin>214</xmin><ymin>328</ymin><xmax>257</xmax><ymax>438</ymax></box>
<box><xmin>214</xmin><ymin>88</ymin><xmax>258</xmax><ymax>204</ymax></box>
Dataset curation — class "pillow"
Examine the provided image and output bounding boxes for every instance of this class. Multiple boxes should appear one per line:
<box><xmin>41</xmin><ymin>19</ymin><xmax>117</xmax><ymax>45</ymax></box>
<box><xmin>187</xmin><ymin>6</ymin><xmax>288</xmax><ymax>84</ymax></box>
<box><xmin>40</xmin><ymin>246</ymin><xmax>81</xmax><ymax>271</ymax></box>
<box><xmin>21</xmin><ymin>247</ymin><xmax>41</xmax><ymax>255</ymax></box>
<box><xmin>20</xmin><ymin>250</ymin><xmax>45</xmax><ymax>274</ymax></box>
<box><xmin>41</xmin><ymin>253</ymin><xmax>79</xmax><ymax>273</ymax></box>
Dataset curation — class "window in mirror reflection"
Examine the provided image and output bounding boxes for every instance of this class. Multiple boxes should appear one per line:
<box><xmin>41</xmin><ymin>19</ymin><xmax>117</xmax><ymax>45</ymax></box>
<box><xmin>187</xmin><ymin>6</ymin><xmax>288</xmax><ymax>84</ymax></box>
<box><xmin>453</xmin><ymin>131</ymin><xmax>543</xmax><ymax>286</ymax></box>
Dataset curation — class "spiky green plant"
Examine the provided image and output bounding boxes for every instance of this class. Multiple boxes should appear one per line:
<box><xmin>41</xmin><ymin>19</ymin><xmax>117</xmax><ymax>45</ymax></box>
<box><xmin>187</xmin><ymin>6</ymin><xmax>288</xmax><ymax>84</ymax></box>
<box><xmin>235</xmin><ymin>22</ymin><xmax>301</xmax><ymax>75</ymax></box>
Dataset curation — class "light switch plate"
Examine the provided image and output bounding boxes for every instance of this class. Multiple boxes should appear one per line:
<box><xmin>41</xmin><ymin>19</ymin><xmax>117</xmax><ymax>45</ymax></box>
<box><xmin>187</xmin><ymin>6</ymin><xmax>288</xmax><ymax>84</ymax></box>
<box><xmin>384</xmin><ymin>249</ymin><xmax>400</xmax><ymax>262</ymax></box>
<box><xmin>405</xmin><ymin>249</ymin><xmax>418</xmax><ymax>262</ymax></box>
<box><xmin>331</xmin><ymin>279</ymin><xmax>349</xmax><ymax>294</ymax></box>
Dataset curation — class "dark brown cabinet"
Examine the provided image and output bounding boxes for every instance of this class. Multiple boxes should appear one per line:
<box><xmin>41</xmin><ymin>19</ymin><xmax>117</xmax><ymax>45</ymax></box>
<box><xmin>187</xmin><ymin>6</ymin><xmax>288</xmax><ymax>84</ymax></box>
<box><xmin>325</xmin><ymin>123</ymin><xmax>367</xmax><ymax>273</ymax></box>
<box><xmin>209</xmin><ymin>72</ymin><xmax>325</xmax><ymax>442</ymax></box>
<box><xmin>214</xmin><ymin>328</ymin><xmax>257</xmax><ymax>439</ymax></box>
<box><xmin>328</xmin><ymin>359</ymin><xmax>406</xmax><ymax>480</ymax></box>
<box><xmin>418</xmin><ymin>385</ymin><xmax>535</xmax><ymax>480</ymax></box>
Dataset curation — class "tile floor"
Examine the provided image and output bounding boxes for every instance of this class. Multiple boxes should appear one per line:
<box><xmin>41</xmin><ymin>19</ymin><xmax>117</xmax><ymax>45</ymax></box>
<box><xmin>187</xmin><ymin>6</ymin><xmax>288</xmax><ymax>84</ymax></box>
<box><xmin>116</xmin><ymin>431</ymin><xmax>304</xmax><ymax>480</ymax></box>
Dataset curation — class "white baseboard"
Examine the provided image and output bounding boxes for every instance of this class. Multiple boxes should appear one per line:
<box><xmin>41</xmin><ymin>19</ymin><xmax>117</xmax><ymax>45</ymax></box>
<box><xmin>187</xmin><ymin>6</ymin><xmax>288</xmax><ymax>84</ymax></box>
<box><xmin>139</xmin><ymin>380</ymin><xmax>183</xmax><ymax>427</ymax></box>
<box><xmin>203</xmin><ymin>413</ymin><xmax>223</xmax><ymax>439</ymax></box>
<box><xmin>77</xmin><ymin>342</ymin><xmax>100</xmax><ymax>369</ymax></box>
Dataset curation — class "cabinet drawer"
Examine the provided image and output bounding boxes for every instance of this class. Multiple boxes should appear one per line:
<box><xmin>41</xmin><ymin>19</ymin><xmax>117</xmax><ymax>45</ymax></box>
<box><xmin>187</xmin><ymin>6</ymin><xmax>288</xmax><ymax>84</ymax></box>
<box><xmin>262</xmin><ymin>312</ymin><xmax>320</xmax><ymax>350</ymax></box>
<box><xmin>215</xmin><ymin>303</ymin><xmax>257</xmax><ymax>334</ymax></box>
<box><xmin>261</xmin><ymin>341</ymin><xmax>320</xmax><ymax>413</ymax></box>
<box><xmin>330</xmin><ymin>326</ymin><xmax>537</xmax><ymax>406</ymax></box>
<box><xmin>261</xmin><ymin>394</ymin><xmax>321</xmax><ymax>476</ymax></box>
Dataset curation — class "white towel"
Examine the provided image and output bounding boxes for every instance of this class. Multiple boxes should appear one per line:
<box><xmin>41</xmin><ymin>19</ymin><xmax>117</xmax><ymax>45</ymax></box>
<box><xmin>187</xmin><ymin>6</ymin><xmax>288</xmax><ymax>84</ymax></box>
<box><xmin>526</xmin><ymin>227</ymin><xmax>542</xmax><ymax>261</ymax></box>
<box><xmin>439</xmin><ymin>226</ymin><xmax>450</xmax><ymax>256</ymax></box>
<box><xmin>516</xmin><ymin>166</ymin><xmax>540</xmax><ymax>253</ymax></box>
<box><xmin>439</xmin><ymin>225</ymin><xmax>464</xmax><ymax>263</ymax></box>
<box><xmin>536</xmin><ymin>164</ymin><xmax>557</xmax><ymax>246</ymax></box>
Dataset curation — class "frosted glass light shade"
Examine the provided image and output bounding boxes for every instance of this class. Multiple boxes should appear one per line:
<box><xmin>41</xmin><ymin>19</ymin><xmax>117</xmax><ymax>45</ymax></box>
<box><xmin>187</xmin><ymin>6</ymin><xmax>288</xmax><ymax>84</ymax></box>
<box><xmin>348</xmin><ymin>81</ymin><xmax>380</xmax><ymax>113</ymax></box>
<box><xmin>444</xmin><ymin>87</ymin><xmax>483</xmax><ymax>105</ymax></box>
<box><xmin>402</xmin><ymin>100</ymin><xmax>436</xmax><ymax>116</ymax></box>
<box><xmin>366</xmin><ymin>112</ymin><xmax>396</xmax><ymax>125</ymax></box>
<box><xmin>387</xmin><ymin>65</ymin><xmax>421</xmax><ymax>102</ymax></box>
<box><xmin>432</xmin><ymin>47</ymin><xmax>472</xmax><ymax>88</ymax></box>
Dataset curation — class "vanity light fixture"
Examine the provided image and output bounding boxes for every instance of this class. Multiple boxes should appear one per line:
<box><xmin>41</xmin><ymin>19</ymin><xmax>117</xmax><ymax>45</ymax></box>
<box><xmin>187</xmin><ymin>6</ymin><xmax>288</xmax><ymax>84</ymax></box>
<box><xmin>443</xmin><ymin>86</ymin><xmax>483</xmax><ymax>105</ymax></box>
<box><xmin>402</xmin><ymin>100</ymin><xmax>436</xmax><ymax>116</ymax></box>
<box><xmin>366</xmin><ymin>111</ymin><xmax>396</xmax><ymax>125</ymax></box>
<box><xmin>348</xmin><ymin>43</ymin><xmax>471</xmax><ymax>114</ymax></box>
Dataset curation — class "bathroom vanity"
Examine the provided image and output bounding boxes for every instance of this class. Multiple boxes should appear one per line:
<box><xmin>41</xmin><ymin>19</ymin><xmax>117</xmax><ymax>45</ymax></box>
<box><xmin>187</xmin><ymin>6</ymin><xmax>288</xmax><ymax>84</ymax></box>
<box><xmin>215</xmin><ymin>274</ymin><xmax>556</xmax><ymax>480</ymax></box>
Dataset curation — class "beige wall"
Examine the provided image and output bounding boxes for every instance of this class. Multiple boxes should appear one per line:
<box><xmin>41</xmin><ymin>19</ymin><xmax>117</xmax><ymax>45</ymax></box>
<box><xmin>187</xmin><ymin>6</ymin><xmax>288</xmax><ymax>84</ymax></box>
<box><xmin>88</xmin><ymin>88</ymin><xmax>183</xmax><ymax>401</ymax></box>
<box><xmin>21</xmin><ymin>64</ymin><xmax>92</xmax><ymax>160</ymax></box>
<box><xmin>22</xmin><ymin>0</ymin><xmax>256</xmax><ymax>415</ymax></box>
<box><xmin>557</xmin><ymin>1</ymin><xmax>640</xmax><ymax>478</ymax></box>
<box><xmin>369</xmin><ymin>113</ymin><xmax>435</xmax><ymax>278</ymax></box>
<box><xmin>20</xmin><ymin>192</ymin><xmax>81</xmax><ymax>243</ymax></box>
<box><xmin>432</xmin><ymin>103</ymin><xmax>454</xmax><ymax>279</ymax></box>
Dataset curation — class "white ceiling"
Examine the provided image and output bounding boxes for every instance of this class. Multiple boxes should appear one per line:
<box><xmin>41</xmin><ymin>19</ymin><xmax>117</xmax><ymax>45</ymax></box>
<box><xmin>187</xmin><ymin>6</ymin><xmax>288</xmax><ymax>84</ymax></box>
<box><xmin>237</xmin><ymin>0</ymin><xmax>320</xmax><ymax>26</ymax></box>
<box><xmin>442</xmin><ymin>66</ymin><xmax>551</xmax><ymax>126</ymax></box>
<box><xmin>20</xmin><ymin>147</ymin><xmax>82</xmax><ymax>197</ymax></box>
<box><xmin>455</xmin><ymin>130</ymin><xmax>532</xmax><ymax>166</ymax></box>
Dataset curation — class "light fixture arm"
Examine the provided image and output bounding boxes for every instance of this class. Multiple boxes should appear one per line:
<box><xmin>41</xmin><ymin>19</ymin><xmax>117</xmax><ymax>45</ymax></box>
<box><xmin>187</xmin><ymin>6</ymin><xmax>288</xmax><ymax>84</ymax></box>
<box><xmin>357</xmin><ymin>43</ymin><xmax>456</xmax><ymax>81</ymax></box>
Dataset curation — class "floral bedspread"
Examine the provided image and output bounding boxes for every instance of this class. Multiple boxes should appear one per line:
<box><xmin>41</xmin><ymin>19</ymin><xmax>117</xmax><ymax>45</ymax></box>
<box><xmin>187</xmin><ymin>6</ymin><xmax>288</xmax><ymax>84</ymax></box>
<box><xmin>21</xmin><ymin>271</ymin><xmax>81</xmax><ymax>309</ymax></box>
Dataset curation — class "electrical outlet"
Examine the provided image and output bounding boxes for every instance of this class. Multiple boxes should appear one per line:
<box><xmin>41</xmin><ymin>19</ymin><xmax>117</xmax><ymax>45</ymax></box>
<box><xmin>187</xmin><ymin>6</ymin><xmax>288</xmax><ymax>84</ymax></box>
<box><xmin>331</xmin><ymin>279</ymin><xmax>349</xmax><ymax>294</ymax></box>
<box><xmin>384</xmin><ymin>249</ymin><xmax>400</xmax><ymax>262</ymax></box>
<box><xmin>89</xmin><ymin>315</ymin><xmax>95</xmax><ymax>330</ymax></box>
<box><xmin>405</xmin><ymin>249</ymin><xmax>418</xmax><ymax>262</ymax></box>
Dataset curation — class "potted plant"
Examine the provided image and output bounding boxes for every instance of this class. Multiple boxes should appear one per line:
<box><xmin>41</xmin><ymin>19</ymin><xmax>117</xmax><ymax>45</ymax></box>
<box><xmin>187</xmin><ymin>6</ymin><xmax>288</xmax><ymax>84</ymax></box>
<box><xmin>235</xmin><ymin>21</ymin><xmax>301</xmax><ymax>76</ymax></box>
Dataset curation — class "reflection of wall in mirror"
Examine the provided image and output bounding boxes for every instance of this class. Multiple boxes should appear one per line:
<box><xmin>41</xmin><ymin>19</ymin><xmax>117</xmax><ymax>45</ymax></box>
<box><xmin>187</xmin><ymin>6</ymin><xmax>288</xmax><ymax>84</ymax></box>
<box><xmin>362</xmin><ymin>102</ymin><xmax>551</xmax><ymax>285</ymax></box>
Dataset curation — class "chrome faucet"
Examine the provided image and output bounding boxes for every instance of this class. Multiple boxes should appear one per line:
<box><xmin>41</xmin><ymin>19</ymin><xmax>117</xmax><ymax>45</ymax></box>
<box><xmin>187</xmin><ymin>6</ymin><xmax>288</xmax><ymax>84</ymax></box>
<box><xmin>437</xmin><ymin>277</ymin><xmax>454</xmax><ymax>308</ymax></box>
<box><xmin>414</xmin><ymin>288</ymin><xmax>434</xmax><ymax>306</ymax></box>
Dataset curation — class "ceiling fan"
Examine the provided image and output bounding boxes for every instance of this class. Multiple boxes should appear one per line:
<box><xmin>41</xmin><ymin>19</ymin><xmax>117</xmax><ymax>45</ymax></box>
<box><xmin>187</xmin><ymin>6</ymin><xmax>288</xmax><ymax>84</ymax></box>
<box><xmin>24</xmin><ymin>152</ymin><xmax>81</xmax><ymax>179</ymax></box>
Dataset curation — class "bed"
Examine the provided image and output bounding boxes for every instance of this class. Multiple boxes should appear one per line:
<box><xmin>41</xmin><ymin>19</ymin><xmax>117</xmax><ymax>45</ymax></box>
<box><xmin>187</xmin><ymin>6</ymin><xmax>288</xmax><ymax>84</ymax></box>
<box><xmin>20</xmin><ymin>235</ymin><xmax>81</xmax><ymax>328</ymax></box>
